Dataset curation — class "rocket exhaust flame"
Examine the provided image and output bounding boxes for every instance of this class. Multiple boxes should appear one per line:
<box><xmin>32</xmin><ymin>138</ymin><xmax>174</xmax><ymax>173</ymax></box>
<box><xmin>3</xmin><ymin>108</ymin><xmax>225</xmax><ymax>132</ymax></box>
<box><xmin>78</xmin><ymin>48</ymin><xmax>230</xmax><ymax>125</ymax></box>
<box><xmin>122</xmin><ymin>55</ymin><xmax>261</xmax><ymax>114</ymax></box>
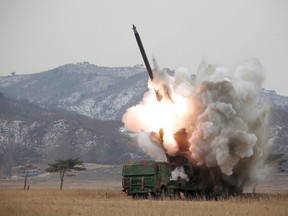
<box><xmin>125</xmin><ymin>26</ymin><xmax>272</xmax><ymax>195</ymax></box>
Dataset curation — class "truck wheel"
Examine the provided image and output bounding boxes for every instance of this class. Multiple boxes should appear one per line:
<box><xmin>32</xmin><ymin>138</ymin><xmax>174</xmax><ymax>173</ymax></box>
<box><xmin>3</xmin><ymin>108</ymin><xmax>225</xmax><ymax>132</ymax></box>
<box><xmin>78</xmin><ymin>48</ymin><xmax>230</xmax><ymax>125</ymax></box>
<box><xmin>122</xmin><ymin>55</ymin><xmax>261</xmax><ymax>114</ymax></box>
<box><xmin>174</xmin><ymin>191</ymin><xmax>180</xmax><ymax>200</ymax></box>
<box><xmin>169</xmin><ymin>189</ymin><xmax>180</xmax><ymax>200</ymax></box>
<box><xmin>184</xmin><ymin>191</ymin><xmax>195</xmax><ymax>200</ymax></box>
<box><xmin>160</xmin><ymin>187</ymin><xmax>167</xmax><ymax>200</ymax></box>
<box><xmin>132</xmin><ymin>194</ymin><xmax>146</xmax><ymax>199</ymax></box>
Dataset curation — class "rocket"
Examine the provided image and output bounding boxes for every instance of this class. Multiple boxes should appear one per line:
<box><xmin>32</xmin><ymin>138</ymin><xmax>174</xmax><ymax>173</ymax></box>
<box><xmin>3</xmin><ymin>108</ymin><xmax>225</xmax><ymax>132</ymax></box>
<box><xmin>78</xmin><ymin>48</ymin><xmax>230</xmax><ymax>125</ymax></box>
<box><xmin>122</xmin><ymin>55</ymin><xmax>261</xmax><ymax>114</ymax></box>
<box><xmin>132</xmin><ymin>24</ymin><xmax>173</xmax><ymax>103</ymax></box>
<box><xmin>132</xmin><ymin>25</ymin><xmax>154</xmax><ymax>80</ymax></box>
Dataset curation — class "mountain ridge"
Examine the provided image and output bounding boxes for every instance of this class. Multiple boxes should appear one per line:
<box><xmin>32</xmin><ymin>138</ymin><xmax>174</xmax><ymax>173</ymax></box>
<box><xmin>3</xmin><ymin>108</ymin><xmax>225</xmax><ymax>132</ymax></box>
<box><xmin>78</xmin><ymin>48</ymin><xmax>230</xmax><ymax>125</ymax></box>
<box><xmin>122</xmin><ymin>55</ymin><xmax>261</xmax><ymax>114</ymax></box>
<box><xmin>0</xmin><ymin>95</ymin><xmax>147</xmax><ymax>178</ymax></box>
<box><xmin>0</xmin><ymin>63</ymin><xmax>287</xmax><ymax>177</ymax></box>
<box><xmin>1</xmin><ymin>63</ymin><xmax>287</xmax><ymax>120</ymax></box>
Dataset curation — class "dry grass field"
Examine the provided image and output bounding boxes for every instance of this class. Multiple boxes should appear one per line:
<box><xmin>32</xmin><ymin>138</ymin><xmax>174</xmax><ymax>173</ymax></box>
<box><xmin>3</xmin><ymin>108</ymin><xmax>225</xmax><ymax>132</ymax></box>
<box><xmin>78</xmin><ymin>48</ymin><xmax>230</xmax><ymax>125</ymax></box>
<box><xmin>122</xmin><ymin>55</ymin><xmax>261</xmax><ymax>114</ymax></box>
<box><xmin>0</xmin><ymin>188</ymin><xmax>287</xmax><ymax>216</ymax></box>
<box><xmin>1</xmin><ymin>166</ymin><xmax>287</xmax><ymax>216</ymax></box>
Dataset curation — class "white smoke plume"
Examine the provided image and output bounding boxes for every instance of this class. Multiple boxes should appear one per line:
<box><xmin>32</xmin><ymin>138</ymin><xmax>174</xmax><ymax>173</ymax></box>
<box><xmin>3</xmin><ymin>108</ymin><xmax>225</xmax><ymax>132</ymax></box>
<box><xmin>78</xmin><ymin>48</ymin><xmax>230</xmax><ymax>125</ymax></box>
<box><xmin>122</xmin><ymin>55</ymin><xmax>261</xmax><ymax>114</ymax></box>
<box><xmin>170</xmin><ymin>166</ymin><xmax>190</xmax><ymax>182</ymax></box>
<box><xmin>122</xmin><ymin>58</ymin><xmax>272</xmax><ymax>193</ymax></box>
<box><xmin>137</xmin><ymin>131</ymin><xmax>167</xmax><ymax>161</ymax></box>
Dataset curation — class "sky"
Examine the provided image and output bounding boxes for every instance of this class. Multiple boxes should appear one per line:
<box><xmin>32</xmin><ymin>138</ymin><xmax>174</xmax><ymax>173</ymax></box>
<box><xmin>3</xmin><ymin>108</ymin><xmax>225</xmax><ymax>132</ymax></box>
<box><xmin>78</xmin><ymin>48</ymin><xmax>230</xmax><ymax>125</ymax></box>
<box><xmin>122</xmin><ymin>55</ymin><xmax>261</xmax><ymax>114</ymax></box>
<box><xmin>0</xmin><ymin>0</ymin><xmax>287</xmax><ymax>95</ymax></box>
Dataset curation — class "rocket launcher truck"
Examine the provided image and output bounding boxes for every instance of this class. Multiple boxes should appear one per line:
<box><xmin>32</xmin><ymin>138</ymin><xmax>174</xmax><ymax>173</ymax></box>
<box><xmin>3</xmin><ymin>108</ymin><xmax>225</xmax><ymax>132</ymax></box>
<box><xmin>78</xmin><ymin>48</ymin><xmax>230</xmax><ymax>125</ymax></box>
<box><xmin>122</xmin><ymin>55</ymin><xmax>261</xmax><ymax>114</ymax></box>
<box><xmin>122</xmin><ymin>128</ymin><xmax>204</xmax><ymax>199</ymax></box>
<box><xmin>122</xmin><ymin>130</ymin><xmax>242</xmax><ymax>200</ymax></box>
<box><xmin>122</xmin><ymin>152</ymin><xmax>204</xmax><ymax>199</ymax></box>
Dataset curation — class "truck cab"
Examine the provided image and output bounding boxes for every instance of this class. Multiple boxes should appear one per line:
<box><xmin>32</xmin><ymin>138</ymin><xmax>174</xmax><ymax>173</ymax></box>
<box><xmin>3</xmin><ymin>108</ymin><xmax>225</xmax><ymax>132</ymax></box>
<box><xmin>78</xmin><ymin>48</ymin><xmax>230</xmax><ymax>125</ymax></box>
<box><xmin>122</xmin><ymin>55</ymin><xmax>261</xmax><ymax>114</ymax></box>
<box><xmin>122</xmin><ymin>160</ymin><xmax>170</xmax><ymax>198</ymax></box>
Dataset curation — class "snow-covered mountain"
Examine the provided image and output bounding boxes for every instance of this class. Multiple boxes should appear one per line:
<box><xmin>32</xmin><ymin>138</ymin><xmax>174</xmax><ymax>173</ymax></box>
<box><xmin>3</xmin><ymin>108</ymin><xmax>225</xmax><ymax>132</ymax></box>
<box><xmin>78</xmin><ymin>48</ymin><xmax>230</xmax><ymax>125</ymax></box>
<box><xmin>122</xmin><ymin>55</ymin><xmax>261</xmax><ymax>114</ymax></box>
<box><xmin>0</xmin><ymin>63</ymin><xmax>287</xmax><ymax>120</ymax></box>
<box><xmin>0</xmin><ymin>95</ymin><xmax>147</xmax><ymax>177</ymax></box>
<box><xmin>0</xmin><ymin>63</ymin><xmax>148</xmax><ymax>120</ymax></box>
<box><xmin>0</xmin><ymin>63</ymin><xmax>287</xmax><ymax>176</ymax></box>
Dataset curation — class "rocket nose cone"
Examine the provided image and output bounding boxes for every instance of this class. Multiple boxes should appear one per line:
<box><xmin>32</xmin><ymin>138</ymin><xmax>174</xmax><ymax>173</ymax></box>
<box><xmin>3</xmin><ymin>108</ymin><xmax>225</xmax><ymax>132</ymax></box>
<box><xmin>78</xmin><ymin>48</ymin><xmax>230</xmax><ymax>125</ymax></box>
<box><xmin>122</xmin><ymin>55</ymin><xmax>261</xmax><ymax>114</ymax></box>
<box><xmin>132</xmin><ymin>24</ymin><xmax>137</xmax><ymax>33</ymax></box>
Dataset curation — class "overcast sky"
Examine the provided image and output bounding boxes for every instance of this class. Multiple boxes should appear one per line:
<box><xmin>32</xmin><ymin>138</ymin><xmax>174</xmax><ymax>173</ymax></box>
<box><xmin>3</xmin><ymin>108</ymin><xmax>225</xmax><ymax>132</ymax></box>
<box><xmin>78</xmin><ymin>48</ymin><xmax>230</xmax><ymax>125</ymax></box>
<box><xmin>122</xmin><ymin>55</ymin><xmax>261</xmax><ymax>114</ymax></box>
<box><xmin>0</xmin><ymin>0</ymin><xmax>287</xmax><ymax>95</ymax></box>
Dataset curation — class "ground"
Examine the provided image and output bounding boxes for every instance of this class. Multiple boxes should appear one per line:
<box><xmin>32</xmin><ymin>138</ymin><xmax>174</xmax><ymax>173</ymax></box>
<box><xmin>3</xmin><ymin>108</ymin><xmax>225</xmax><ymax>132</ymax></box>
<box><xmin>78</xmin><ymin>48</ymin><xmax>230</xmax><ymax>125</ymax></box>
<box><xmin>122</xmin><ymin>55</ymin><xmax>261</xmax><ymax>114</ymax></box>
<box><xmin>1</xmin><ymin>163</ymin><xmax>287</xmax><ymax>193</ymax></box>
<box><xmin>0</xmin><ymin>164</ymin><xmax>287</xmax><ymax>216</ymax></box>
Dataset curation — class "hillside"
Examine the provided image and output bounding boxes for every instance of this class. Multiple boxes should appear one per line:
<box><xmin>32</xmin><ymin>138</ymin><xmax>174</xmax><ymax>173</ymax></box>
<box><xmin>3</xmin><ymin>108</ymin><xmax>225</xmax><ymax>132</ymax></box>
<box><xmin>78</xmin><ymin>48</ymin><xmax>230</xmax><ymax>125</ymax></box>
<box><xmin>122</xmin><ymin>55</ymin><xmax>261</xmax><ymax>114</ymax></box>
<box><xmin>0</xmin><ymin>95</ymin><xmax>147</xmax><ymax>178</ymax></box>
<box><xmin>0</xmin><ymin>63</ymin><xmax>148</xmax><ymax>120</ymax></box>
<box><xmin>0</xmin><ymin>63</ymin><xmax>287</xmax><ymax>119</ymax></box>
<box><xmin>0</xmin><ymin>63</ymin><xmax>287</xmax><ymax>177</ymax></box>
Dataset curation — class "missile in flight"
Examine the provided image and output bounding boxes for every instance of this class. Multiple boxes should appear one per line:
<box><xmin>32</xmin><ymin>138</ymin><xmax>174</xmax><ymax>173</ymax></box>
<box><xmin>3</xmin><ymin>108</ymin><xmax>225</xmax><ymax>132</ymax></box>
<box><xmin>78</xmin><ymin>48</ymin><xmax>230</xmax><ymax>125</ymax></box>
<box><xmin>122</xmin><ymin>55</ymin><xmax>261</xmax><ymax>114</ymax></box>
<box><xmin>132</xmin><ymin>24</ymin><xmax>154</xmax><ymax>80</ymax></box>
<box><xmin>132</xmin><ymin>24</ymin><xmax>173</xmax><ymax>103</ymax></box>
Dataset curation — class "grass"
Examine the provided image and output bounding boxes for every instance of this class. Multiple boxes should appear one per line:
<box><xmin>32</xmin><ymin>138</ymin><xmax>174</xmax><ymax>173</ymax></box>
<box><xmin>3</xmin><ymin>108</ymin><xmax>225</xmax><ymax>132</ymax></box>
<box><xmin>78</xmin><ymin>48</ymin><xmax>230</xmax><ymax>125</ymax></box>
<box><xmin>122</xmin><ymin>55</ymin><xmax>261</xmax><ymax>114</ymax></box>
<box><xmin>0</xmin><ymin>188</ymin><xmax>287</xmax><ymax>216</ymax></box>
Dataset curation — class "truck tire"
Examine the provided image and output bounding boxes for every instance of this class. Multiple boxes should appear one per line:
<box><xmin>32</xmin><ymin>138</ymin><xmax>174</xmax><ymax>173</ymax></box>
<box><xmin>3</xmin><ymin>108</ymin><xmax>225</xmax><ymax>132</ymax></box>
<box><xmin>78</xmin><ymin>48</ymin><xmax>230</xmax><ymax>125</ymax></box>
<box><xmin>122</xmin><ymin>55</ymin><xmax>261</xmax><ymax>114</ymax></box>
<box><xmin>160</xmin><ymin>186</ymin><xmax>167</xmax><ymax>200</ymax></box>
<box><xmin>169</xmin><ymin>189</ymin><xmax>180</xmax><ymax>200</ymax></box>
<box><xmin>132</xmin><ymin>194</ymin><xmax>148</xmax><ymax>199</ymax></box>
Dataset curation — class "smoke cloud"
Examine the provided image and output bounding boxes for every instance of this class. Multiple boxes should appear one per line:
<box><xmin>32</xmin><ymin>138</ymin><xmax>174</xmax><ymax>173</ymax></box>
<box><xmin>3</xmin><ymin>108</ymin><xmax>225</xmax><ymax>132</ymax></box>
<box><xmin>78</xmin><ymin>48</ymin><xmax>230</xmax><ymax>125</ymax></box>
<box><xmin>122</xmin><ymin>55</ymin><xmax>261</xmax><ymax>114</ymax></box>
<box><xmin>122</xmin><ymin>58</ymin><xmax>272</xmax><ymax>194</ymax></box>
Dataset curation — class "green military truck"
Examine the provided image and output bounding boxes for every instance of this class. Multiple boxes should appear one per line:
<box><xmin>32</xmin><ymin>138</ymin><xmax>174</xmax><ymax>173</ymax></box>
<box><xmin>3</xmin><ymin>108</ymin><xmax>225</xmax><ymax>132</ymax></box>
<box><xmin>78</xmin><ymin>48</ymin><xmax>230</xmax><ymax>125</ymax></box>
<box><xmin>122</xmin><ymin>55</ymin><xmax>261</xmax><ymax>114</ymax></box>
<box><xmin>122</xmin><ymin>160</ymin><xmax>170</xmax><ymax>199</ymax></box>
<box><xmin>122</xmin><ymin>155</ymin><xmax>202</xmax><ymax>199</ymax></box>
